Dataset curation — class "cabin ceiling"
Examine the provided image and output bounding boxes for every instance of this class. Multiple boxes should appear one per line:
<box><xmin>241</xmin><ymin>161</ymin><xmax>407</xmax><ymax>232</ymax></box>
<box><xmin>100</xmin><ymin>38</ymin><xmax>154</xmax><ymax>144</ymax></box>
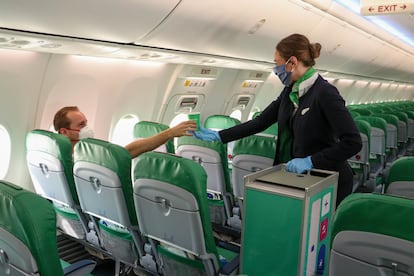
<box><xmin>0</xmin><ymin>0</ymin><xmax>413</xmax><ymax>83</ymax></box>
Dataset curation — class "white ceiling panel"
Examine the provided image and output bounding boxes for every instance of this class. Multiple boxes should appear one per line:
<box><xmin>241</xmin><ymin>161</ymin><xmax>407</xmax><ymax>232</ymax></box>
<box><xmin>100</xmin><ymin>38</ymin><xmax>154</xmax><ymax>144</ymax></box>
<box><xmin>137</xmin><ymin>0</ymin><xmax>324</xmax><ymax>62</ymax></box>
<box><xmin>0</xmin><ymin>0</ymin><xmax>413</xmax><ymax>83</ymax></box>
<box><xmin>0</xmin><ymin>0</ymin><xmax>180</xmax><ymax>42</ymax></box>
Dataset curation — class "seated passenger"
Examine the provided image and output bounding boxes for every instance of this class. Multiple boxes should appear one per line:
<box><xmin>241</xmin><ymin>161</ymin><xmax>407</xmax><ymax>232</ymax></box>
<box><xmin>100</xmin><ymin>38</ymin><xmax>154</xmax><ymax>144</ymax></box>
<box><xmin>53</xmin><ymin>106</ymin><xmax>196</xmax><ymax>157</ymax></box>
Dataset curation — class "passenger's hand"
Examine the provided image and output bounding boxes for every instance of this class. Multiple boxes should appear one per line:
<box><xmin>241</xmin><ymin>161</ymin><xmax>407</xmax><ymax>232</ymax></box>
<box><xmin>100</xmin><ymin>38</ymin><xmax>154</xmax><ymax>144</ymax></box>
<box><xmin>286</xmin><ymin>156</ymin><xmax>313</xmax><ymax>174</ymax></box>
<box><xmin>193</xmin><ymin>126</ymin><xmax>221</xmax><ymax>142</ymax></box>
<box><xmin>170</xmin><ymin>120</ymin><xmax>197</xmax><ymax>137</ymax></box>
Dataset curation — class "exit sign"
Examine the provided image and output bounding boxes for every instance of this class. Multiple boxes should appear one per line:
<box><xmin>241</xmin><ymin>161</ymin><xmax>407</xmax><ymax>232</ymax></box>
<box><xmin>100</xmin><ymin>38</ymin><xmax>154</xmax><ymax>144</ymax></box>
<box><xmin>361</xmin><ymin>0</ymin><xmax>414</xmax><ymax>15</ymax></box>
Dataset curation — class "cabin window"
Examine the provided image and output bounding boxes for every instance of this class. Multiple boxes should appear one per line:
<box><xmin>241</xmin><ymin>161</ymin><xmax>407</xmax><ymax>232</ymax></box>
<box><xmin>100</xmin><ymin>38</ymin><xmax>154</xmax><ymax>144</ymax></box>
<box><xmin>229</xmin><ymin>110</ymin><xmax>242</xmax><ymax>121</ymax></box>
<box><xmin>170</xmin><ymin>113</ymin><xmax>190</xmax><ymax>150</ymax></box>
<box><xmin>110</xmin><ymin>114</ymin><xmax>139</xmax><ymax>146</ymax></box>
<box><xmin>0</xmin><ymin>125</ymin><xmax>11</xmax><ymax>179</ymax></box>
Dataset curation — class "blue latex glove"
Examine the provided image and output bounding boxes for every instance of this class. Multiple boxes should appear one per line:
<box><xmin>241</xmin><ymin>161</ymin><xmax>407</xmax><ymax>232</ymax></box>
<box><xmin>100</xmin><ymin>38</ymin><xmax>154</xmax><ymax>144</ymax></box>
<box><xmin>286</xmin><ymin>156</ymin><xmax>313</xmax><ymax>174</ymax></box>
<box><xmin>193</xmin><ymin>126</ymin><xmax>221</xmax><ymax>142</ymax></box>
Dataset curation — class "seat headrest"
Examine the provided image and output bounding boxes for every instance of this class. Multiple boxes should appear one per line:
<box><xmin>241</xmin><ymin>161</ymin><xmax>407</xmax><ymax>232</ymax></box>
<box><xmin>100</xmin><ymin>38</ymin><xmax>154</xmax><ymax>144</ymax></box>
<box><xmin>204</xmin><ymin>115</ymin><xmax>240</xmax><ymax>129</ymax></box>
<box><xmin>133</xmin><ymin>121</ymin><xmax>174</xmax><ymax>153</ymax></box>
<box><xmin>385</xmin><ymin>156</ymin><xmax>414</xmax><ymax>188</ymax></box>
<box><xmin>232</xmin><ymin>135</ymin><xmax>276</xmax><ymax>159</ymax></box>
<box><xmin>0</xmin><ymin>180</ymin><xmax>62</xmax><ymax>275</ymax></box>
<box><xmin>74</xmin><ymin>138</ymin><xmax>131</xmax><ymax>174</ymax></box>
<box><xmin>133</xmin><ymin>121</ymin><xmax>169</xmax><ymax>137</ymax></box>
<box><xmin>26</xmin><ymin>129</ymin><xmax>73</xmax><ymax>174</ymax></box>
<box><xmin>331</xmin><ymin>193</ymin><xmax>414</xmax><ymax>245</ymax></box>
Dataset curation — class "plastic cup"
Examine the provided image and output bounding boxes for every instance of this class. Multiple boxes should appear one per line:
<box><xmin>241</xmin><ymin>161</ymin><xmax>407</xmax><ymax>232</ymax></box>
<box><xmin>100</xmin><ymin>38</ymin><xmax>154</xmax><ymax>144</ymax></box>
<box><xmin>188</xmin><ymin>113</ymin><xmax>201</xmax><ymax>131</ymax></box>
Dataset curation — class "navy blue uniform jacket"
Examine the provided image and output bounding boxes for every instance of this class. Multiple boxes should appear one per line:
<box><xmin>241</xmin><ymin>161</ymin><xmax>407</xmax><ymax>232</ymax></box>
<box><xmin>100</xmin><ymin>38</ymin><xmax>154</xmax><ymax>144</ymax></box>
<box><xmin>219</xmin><ymin>75</ymin><xmax>362</xmax><ymax>204</ymax></box>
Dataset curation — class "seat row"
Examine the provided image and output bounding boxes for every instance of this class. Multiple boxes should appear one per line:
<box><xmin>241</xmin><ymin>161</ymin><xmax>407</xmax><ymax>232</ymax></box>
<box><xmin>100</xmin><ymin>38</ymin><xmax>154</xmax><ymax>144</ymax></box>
<box><xmin>135</xmin><ymin>109</ymin><xmax>414</xmax><ymax>275</ymax></box>
<box><xmin>25</xmin><ymin>129</ymin><xmax>240</xmax><ymax>275</ymax></box>
<box><xmin>12</xmin><ymin>109</ymin><xmax>414</xmax><ymax>275</ymax></box>
<box><xmin>330</xmin><ymin>155</ymin><xmax>414</xmax><ymax>274</ymax></box>
<box><xmin>133</xmin><ymin>115</ymin><xmax>277</xmax><ymax>235</ymax></box>
<box><xmin>347</xmin><ymin>101</ymin><xmax>414</xmax><ymax>192</ymax></box>
<box><xmin>4</xmin><ymin>154</ymin><xmax>414</xmax><ymax>275</ymax></box>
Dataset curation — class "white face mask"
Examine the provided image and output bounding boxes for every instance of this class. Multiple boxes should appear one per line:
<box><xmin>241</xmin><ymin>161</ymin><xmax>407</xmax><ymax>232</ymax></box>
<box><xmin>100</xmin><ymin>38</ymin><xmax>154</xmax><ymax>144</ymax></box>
<box><xmin>78</xmin><ymin>126</ymin><xmax>94</xmax><ymax>140</ymax></box>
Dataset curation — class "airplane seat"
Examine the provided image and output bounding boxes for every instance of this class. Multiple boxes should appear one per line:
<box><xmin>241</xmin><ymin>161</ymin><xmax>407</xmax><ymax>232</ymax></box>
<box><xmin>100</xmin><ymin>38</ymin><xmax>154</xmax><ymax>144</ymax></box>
<box><xmin>384</xmin><ymin>156</ymin><xmax>414</xmax><ymax>199</ymax></box>
<box><xmin>252</xmin><ymin>111</ymin><xmax>278</xmax><ymax>137</ymax></box>
<box><xmin>352</xmin><ymin>108</ymin><xmax>372</xmax><ymax>116</ymax></box>
<box><xmin>355</xmin><ymin>116</ymin><xmax>387</xmax><ymax>191</ymax></box>
<box><xmin>132</xmin><ymin>121</ymin><xmax>174</xmax><ymax>154</ymax></box>
<box><xmin>348</xmin><ymin>110</ymin><xmax>361</xmax><ymax>119</ymax></box>
<box><xmin>0</xmin><ymin>180</ymin><xmax>96</xmax><ymax>276</ymax></box>
<box><xmin>231</xmin><ymin>134</ymin><xmax>276</xmax><ymax>222</ymax></box>
<box><xmin>373</xmin><ymin>113</ymin><xmax>399</xmax><ymax>166</ymax></box>
<box><xmin>329</xmin><ymin>193</ymin><xmax>414</xmax><ymax>275</ymax></box>
<box><xmin>404</xmin><ymin>111</ymin><xmax>414</xmax><ymax>155</ymax></box>
<box><xmin>204</xmin><ymin>115</ymin><xmax>241</xmax><ymax>130</ymax></box>
<box><xmin>393</xmin><ymin>111</ymin><xmax>408</xmax><ymax>157</ymax></box>
<box><xmin>73</xmin><ymin>138</ymin><xmax>156</xmax><ymax>274</ymax></box>
<box><xmin>132</xmin><ymin>151</ymin><xmax>240</xmax><ymax>276</ymax></box>
<box><xmin>347</xmin><ymin>120</ymin><xmax>370</xmax><ymax>192</ymax></box>
<box><xmin>204</xmin><ymin>114</ymin><xmax>240</xmax><ymax>167</ymax></box>
<box><xmin>25</xmin><ymin>129</ymin><xmax>93</xmax><ymax>242</ymax></box>
<box><xmin>175</xmin><ymin>136</ymin><xmax>238</xmax><ymax>233</ymax></box>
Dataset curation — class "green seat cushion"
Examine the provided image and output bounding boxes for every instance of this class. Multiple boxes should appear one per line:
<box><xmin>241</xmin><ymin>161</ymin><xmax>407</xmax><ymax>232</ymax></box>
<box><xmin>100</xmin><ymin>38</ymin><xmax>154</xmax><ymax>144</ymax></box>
<box><xmin>232</xmin><ymin>135</ymin><xmax>276</xmax><ymax>159</ymax></box>
<box><xmin>134</xmin><ymin>151</ymin><xmax>218</xmax><ymax>260</ymax></box>
<box><xmin>354</xmin><ymin>116</ymin><xmax>387</xmax><ymax>142</ymax></box>
<box><xmin>204</xmin><ymin>115</ymin><xmax>240</xmax><ymax>129</ymax></box>
<box><xmin>252</xmin><ymin>111</ymin><xmax>278</xmax><ymax>136</ymax></box>
<box><xmin>177</xmin><ymin>136</ymin><xmax>232</xmax><ymax>194</ymax></box>
<box><xmin>354</xmin><ymin>120</ymin><xmax>371</xmax><ymax>139</ymax></box>
<box><xmin>26</xmin><ymin>129</ymin><xmax>78</xmax><ymax>203</ymax></box>
<box><xmin>405</xmin><ymin>111</ymin><xmax>414</xmax><ymax>121</ymax></box>
<box><xmin>354</xmin><ymin>120</ymin><xmax>371</xmax><ymax>153</ymax></box>
<box><xmin>0</xmin><ymin>180</ymin><xmax>63</xmax><ymax>276</ymax></box>
<box><xmin>74</xmin><ymin>138</ymin><xmax>137</xmax><ymax>225</ymax></box>
<box><xmin>385</xmin><ymin>157</ymin><xmax>414</xmax><ymax>190</ymax></box>
<box><xmin>331</xmin><ymin>193</ymin><xmax>414</xmax><ymax>246</ymax></box>
<box><xmin>394</xmin><ymin>111</ymin><xmax>408</xmax><ymax>124</ymax></box>
<box><xmin>373</xmin><ymin>113</ymin><xmax>399</xmax><ymax>129</ymax></box>
<box><xmin>133</xmin><ymin>121</ymin><xmax>174</xmax><ymax>153</ymax></box>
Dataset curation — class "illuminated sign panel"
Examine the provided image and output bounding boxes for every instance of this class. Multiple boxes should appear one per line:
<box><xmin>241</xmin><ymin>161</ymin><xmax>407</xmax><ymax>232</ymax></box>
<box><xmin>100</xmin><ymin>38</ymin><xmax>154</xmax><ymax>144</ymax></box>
<box><xmin>361</xmin><ymin>0</ymin><xmax>414</xmax><ymax>15</ymax></box>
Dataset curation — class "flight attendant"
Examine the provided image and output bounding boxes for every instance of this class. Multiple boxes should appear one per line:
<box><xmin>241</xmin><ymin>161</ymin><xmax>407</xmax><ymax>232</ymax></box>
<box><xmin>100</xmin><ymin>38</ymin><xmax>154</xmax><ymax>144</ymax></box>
<box><xmin>193</xmin><ymin>33</ymin><xmax>362</xmax><ymax>206</ymax></box>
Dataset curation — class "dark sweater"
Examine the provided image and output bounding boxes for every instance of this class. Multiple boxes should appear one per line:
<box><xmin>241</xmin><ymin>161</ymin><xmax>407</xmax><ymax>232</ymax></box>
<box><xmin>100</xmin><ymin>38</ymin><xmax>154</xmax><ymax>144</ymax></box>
<box><xmin>219</xmin><ymin>75</ymin><xmax>362</xmax><ymax>205</ymax></box>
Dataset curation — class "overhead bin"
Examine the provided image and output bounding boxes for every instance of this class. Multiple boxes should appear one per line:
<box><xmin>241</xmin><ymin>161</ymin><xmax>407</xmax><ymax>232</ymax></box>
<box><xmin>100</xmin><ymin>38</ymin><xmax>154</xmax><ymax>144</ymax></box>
<box><xmin>311</xmin><ymin>17</ymin><xmax>407</xmax><ymax>76</ymax></box>
<box><xmin>0</xmin><ymin>29</ymin><xmax>124</xmax><ymax>56</ymax></box>
<box><xmin>0</xmin><ymin>0</ymin><xmax>181</xmax><ymax>42</ymax></box>
<box><xmin>136</xmin><ymin>0</ymin><xmax>324</xmax><ymax>62</ymax></box>
<box><xmin>137</xmin><ymin>0</ymin><xmax>414</xmax><ymax>83</ymax></box>
<box><xmin>304</xmin><ymin>0</ymin><xmax>414</xmax><ymax>82</ymax></box>
<box><xmin>1</xmin><ymin>0</ymin><xmax>414</xmax><ymax>82</ymax></box>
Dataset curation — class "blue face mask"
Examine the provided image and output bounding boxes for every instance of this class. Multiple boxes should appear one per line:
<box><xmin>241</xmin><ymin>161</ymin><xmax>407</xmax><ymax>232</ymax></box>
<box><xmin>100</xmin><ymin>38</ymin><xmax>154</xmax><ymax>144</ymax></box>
<box><xmin>273</xmin><ymin>57</ymin><xmax>293</xmax><ymax>86</ymax></box>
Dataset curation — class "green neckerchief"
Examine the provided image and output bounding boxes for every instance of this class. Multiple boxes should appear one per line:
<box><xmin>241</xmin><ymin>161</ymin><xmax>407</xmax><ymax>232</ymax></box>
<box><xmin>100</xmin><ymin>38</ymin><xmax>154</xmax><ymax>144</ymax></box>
<box><xmin>289</xmin><ymin>67</ymin><xmax>317</xmax><ymax>108</ymax></box>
